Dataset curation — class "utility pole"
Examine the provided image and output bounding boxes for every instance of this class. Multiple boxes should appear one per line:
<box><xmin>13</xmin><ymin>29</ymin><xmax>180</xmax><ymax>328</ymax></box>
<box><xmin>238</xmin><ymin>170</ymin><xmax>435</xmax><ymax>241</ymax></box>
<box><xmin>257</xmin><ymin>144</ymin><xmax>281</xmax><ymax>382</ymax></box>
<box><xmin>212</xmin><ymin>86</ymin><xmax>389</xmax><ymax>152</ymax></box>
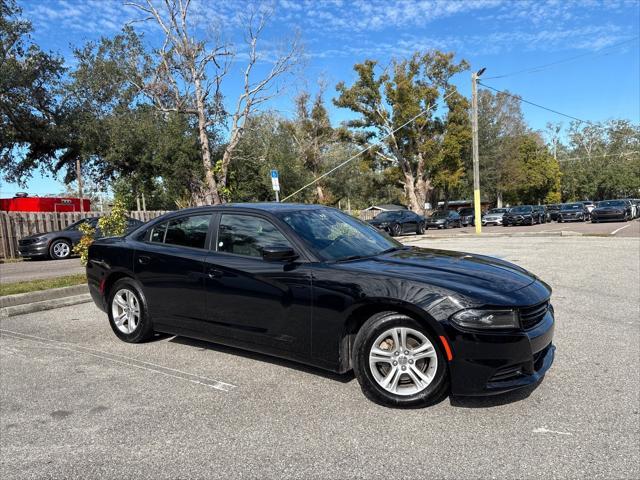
<box><xmin>471</xmin><ymin>67</ymin><xmax>485</xmax><ymax>234</ymax></box>
<box><xmin>76</xmin><ymin>158</ymin><xmax>84</xmax><ymax>213</ymax></box>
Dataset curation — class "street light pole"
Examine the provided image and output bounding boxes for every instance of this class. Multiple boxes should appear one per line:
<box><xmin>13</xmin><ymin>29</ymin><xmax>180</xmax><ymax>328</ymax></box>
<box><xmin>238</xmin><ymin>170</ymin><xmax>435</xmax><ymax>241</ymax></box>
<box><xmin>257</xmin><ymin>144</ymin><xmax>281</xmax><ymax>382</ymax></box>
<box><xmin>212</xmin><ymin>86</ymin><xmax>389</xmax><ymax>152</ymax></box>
<box><xmin>471</xmin><ymin>67</ymin><xmax>485</xmax><ymax>234</ymax></box>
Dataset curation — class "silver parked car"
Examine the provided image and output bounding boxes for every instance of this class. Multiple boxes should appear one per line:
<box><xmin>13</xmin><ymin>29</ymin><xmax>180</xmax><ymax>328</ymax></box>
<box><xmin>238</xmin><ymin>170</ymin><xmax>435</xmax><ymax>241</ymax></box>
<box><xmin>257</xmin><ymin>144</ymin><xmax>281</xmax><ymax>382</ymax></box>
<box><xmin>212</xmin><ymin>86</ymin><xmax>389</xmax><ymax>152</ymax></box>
<box><xmin>482</xmin><ymin>208</ymin><xmax>509</xmax><ymax>226</ymax></box>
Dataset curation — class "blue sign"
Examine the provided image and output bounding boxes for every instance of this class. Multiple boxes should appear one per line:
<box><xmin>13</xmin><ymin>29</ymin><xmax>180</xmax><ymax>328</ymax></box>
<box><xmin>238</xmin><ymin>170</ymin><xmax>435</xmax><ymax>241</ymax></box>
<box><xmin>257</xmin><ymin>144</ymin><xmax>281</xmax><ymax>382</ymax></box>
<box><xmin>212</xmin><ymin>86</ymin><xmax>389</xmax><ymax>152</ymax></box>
<box><xmin>271</xmin><ymin>169</ymin><xmax>278</xmax><ymax>179</ymax></box>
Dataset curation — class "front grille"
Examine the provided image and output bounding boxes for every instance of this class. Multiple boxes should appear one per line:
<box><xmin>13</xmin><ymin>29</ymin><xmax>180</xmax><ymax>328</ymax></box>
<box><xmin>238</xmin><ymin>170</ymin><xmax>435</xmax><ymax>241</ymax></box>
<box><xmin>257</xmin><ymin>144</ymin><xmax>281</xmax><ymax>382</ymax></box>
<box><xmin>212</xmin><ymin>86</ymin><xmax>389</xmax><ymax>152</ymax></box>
<box><xmin>519</xmin><ymin>301</ymin><xmax>549</xmax><ymax>330</ymax></box>
<box><xmin>18</xmin><ymin>238</ymin><xmax>35</xmax><ymax>246</ymax></box>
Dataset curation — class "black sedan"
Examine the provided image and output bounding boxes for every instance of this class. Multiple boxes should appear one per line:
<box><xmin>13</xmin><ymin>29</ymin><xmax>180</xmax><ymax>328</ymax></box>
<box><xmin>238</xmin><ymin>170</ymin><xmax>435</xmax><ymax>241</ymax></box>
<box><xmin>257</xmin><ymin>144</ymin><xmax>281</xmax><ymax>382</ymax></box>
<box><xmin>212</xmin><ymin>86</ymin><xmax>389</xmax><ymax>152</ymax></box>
<box><xmin>557</xmin><ymin>203</ymin><xmax>589</xmax><ymax>222</ymax></box>
<box><xmin>457</xmin><ymin>207</ymin><xmax>475</xmax><ymax>227</ymax></box>
<box><xmin>425</xmin><ymin>210</ymin><xmax>462</xmax><ymax>229</ymax></box>
<box><xmin>18</xmin><ymin>217</ymin><xmax>143</xmax><ymax>260</ymax></box>
<box><xmin>502</xmin><ymin>205</ymin><xmax>540</xmax><ymax>226</ymax></box>
<box><xmin>591</xmin><ymin>199</ymin><xmax>634</xmax><ymax>222</ymax></box>
<box><xmin>86</xmin><ymin>204</ymin><xmax>555</xmax><ymax>408</ymax></box>
<box><xmin>368</xmin><ymin>210</ymin><xmax>425</xmax><ymax>236</ymax></box>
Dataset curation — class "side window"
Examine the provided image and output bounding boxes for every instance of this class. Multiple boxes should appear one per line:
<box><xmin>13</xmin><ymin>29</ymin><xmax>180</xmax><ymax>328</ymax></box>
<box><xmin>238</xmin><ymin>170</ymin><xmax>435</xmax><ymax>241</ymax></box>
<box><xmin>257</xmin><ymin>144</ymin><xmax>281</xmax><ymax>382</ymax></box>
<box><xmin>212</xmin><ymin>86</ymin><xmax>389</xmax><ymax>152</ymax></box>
<box><xmin>149</xmin><ymin>222</ymin><xmax>167</xmax><ymax>243</ymax></box>
<box><xmin>218</xmin><ymin>214</ymin><xmax>292</xmax><ymax>258</ymax></box>
<box><xmin>164</xmin><ymin>214</ymin><xmax>212</xmax><ymax>249</ymax></box>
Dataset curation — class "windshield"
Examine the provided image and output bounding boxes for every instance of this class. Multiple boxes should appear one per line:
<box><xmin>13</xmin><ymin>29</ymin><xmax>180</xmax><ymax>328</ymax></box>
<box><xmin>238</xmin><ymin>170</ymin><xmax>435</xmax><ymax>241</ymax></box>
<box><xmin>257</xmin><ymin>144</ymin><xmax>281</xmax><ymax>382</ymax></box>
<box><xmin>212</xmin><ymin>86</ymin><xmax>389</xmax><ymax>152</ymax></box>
<box><xmin>430</xmin><ymin>211</ymin><xmax>449</xmax><ymax>219</ymax></box>
<box><xmin>509</xmin><ymin>206</ymin><xmax>532</xmax><ymax>213</ymax></box>
<box><xmin>374</xmin><ymin>211</ymin><xmax>401</xmax><ymax>221</ymax></box>
<box><xmin>598</xmin><ymin>200</ymin><xmax>626</xmax><ymax>207</ymax></box>
<box><xmin>487</xmin><ymin>208</ymin><xmax>507</xmax><ymax>214</ymax></box>
<box><xmin>277</xmin><ymin>208</ymin><xmax>400</xmax><ymax>261</ymax></box>
<box><xmin>64</xmin><ymin>219</ymin><xmax>90</xmax><ymax>231</ymax></box>
<box><xmin>562</xmin><ymin>203</ymin><xmax>581</xmax><ymax>210</ymax></box>
<box><xmin>458</xmin><ymin>208</ymin><xmax>473</xmax><ymax>215</ymax></box>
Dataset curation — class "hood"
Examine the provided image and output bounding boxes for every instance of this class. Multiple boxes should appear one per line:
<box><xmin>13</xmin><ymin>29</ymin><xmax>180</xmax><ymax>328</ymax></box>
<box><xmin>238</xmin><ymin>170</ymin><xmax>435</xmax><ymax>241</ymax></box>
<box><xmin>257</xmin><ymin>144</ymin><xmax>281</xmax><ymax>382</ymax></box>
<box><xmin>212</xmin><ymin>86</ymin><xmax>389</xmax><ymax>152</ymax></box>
<box><xmin>594</xmin><ymin>206</ymin><xmax>624</xmax><ymax>212</ymax></box>
<box><xmin>21</xmin><ymin>231</ymin><xmax>58</xmax><ymax>240</ymax></box>
<box><xmin>560</xmin><ymin>208</ymin><xmax>582</xmax><ymax>213</ymax></box>
<box><xmin>337</xmin><ymin>246</ymin><xmax>539</xmax><ymax>299</ymax></box>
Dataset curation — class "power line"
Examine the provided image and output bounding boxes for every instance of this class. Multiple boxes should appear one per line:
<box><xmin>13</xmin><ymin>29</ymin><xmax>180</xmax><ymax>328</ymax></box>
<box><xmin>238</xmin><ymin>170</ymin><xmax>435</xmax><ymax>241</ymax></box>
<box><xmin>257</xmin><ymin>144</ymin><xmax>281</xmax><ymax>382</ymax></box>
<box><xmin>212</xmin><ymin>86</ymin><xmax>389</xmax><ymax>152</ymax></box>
<box><xmin>478</xmin><ymin>81</ymin><xmax>593</xmax><ymax>124</ymax></box>
<box><xmin>483</xmin><ymin>37</ymin><xmax>639</xmax><ymax>80</ymax></box>
<box><xmin>281</xmin><ymin>90</ymin><xmax>457</xmax><ymax>202</ymax></box>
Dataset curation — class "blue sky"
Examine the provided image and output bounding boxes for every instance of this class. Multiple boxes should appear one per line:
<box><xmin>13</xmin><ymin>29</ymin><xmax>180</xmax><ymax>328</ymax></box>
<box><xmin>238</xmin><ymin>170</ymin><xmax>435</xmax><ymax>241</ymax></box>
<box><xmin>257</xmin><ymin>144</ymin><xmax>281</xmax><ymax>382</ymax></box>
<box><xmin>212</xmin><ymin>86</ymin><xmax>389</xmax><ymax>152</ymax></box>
<box><xmin>2</xmin><ymin>0</ymin><xmax>639</xmax><ymax>197</ymax></box>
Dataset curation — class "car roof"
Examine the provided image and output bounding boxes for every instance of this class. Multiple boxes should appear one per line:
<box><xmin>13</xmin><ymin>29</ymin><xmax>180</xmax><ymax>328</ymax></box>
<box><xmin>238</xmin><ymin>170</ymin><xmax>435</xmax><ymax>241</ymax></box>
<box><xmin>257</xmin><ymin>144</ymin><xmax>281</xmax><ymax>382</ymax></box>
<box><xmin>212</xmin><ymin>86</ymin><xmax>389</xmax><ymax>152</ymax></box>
<box><xmin>163</xmin><ymin>202</ymin><xmax>329</xmax><ymax>215</ymax></box>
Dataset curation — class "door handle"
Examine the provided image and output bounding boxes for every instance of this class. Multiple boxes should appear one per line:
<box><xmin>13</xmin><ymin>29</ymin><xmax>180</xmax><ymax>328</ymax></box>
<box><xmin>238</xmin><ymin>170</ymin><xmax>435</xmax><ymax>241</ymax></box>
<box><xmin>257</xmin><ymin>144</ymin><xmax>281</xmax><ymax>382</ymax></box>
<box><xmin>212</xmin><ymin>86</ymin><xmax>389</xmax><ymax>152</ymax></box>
<box><xmin>207</xmin><ymin>268</ymin><xmax>223</xmax><ymax>279</ymax></box>
<box><xmin>138</xmin><ymin>255</ymin><xmax>151</xmax><ymax>265</ymax></box>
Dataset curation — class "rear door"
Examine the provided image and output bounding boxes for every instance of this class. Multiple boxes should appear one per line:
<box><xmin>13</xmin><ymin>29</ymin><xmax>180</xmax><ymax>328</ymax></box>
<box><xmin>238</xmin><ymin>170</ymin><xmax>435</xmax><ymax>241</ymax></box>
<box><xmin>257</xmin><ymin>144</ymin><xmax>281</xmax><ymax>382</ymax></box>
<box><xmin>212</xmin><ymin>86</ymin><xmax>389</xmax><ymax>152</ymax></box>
<box><xmin>133</xmin><ymin>213</ymin><xmax>212</xmax><ymax>331</ymax></box>
<box><xmin>202</xmin><ymin>212</ymin><xmax>312</xmax><ymax>354</ymax></box>
<box><xmin>401</xmin><ymin>211</ymin><xmax>417</xmax><ymax>232</ymax></box>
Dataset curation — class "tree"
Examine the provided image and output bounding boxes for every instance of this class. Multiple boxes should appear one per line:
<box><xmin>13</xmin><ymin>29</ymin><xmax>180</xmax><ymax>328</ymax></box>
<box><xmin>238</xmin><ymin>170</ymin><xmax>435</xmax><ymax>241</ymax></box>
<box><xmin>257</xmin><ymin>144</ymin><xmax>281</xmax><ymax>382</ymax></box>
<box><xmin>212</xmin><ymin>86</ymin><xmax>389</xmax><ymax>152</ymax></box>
<box><xmin>334</xmin><ymin>52</ymin><xmax>469</xmax><ymax>213</ymax></box>
<box><xmin>127</xmin><ymin>0</ymin><xmax>301</xmax><ymax>205</ymax></box>
<box><xmin>0</xmin><ymin>0</ymin><xmax>68</xmax><ymax>184</ymax></box>
<box><xmin>514</xmin><ymin>134</ymin><xmax>561</xmax><ymax>204</ymax></box>
<box><xmin>285</xmin><ymin>88</ymin><xmax>338</xmax><ymax>202</ymax></box>
<box><xmin>475</xmin><ymin>89</ymin><xmax>527</xmax><ymax>207</ymax></box>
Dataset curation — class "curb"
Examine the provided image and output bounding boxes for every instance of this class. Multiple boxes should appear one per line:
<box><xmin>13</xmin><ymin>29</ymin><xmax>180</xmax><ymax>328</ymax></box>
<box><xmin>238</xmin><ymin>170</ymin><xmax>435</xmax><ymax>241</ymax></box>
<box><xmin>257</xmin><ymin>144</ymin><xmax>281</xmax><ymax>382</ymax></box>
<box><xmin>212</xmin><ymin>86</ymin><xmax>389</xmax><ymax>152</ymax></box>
<box><xmin>0</xmin><ymin>284</ymin><xmax>91</xmax><ymax>318</ymax></box>
<box><xmin>1</xmin><ymin>293</ymin><xmax>91</xmax><ymax>318</ymax></box>
<box><xmin>0</xmin><ymin>284</ymin><xmax>89</xmax><ymax>308</ymax></box>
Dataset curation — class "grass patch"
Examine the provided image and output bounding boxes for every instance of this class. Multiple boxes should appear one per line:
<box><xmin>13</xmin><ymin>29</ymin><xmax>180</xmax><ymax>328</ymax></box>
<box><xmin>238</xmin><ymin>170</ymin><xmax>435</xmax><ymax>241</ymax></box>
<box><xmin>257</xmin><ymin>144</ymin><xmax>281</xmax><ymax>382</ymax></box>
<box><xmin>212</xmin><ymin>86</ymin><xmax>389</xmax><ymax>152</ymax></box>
<box><xmin>0</xmin><ymin>274</ymin><xmax>87</xmax><ymax>297</ymax></box>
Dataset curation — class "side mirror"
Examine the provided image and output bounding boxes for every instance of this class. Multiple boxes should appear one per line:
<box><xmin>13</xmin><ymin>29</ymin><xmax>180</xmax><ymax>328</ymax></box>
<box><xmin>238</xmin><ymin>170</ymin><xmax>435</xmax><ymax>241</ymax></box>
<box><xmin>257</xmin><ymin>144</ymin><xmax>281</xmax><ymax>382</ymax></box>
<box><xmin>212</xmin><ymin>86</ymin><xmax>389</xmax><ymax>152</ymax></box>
<box><xmin>262</xmin><ymin>245</ymin><xmax>298</xmax><ymax>262</ymax></box>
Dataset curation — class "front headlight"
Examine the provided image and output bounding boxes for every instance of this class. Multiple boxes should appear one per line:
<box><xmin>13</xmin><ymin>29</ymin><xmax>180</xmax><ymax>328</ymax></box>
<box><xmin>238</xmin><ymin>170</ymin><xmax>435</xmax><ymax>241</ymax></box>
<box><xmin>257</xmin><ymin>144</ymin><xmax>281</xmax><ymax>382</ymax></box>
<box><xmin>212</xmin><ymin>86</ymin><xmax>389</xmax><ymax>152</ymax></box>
<box><xmin>34</xmin><ymin>236</ymin><xmax>49</xmax><ymax>243</ymax></box>
<box><xmin>451</xmin><ymin>309</ymin><xmax>518</xmax><ymax>329</ymax></box>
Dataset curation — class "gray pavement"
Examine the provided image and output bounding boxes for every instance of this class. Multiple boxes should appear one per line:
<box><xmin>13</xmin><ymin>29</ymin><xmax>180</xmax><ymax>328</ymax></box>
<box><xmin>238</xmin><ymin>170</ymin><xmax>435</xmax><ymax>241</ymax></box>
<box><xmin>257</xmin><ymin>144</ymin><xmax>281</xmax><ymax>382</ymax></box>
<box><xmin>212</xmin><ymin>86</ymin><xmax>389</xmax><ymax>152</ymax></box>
<box><xmin>407</xmin><ymin>217</ymin><xmax>640</xmax><ymax>238</ymax></box>
<box><xmin>1</xmin><ymin>236</ymin><xmax>639</xmax><ymax>479</ymax></box>
<box><xmin>0</xmin><ymin>258</ymin><xmax>84</xmax><ymax>284</ymax></box>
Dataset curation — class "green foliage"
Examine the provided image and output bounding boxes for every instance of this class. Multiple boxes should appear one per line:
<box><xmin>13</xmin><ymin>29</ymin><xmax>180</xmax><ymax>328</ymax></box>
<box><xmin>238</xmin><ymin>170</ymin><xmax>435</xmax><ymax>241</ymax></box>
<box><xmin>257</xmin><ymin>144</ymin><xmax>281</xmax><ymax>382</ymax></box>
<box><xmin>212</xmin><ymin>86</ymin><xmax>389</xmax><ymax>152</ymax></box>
<box><xmin>334</xmin><ymin>51</ymin><xmax>470</xmax><ymax>212</ymax></box>
<box><xmin>98</xmin><ymin>198</ymin><xmax>128</xmax><ymax>237</ymax></box>
<box><xmin>515</xmin><ymin>134</ymin><xmax>561</xmax><ymax>204</ymax></box>
<box><xmin>73</xmin><ymin>221</ymin><xmax>96</xmax><ymax>266</ymax></box>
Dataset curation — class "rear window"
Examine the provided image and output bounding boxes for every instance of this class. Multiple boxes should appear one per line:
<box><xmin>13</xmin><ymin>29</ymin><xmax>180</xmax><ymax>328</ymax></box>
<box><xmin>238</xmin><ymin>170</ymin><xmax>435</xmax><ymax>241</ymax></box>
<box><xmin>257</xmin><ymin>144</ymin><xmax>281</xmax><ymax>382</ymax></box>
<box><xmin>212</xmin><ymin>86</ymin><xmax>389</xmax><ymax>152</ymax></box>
<box><xmin>149</xmin><ymin>214</ymin><xmax>211</xmax><ymax>249</ymax></box>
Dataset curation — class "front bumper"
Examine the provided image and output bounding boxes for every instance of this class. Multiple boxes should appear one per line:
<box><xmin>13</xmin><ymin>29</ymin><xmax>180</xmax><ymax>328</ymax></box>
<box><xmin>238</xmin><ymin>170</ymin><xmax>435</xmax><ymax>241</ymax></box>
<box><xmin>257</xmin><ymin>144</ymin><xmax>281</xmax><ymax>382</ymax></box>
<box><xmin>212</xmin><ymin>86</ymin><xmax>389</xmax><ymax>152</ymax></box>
<box><xmin>559</xmin><ymin>214</ymin><xmax>584</xmax><ymax>222</ymax></box>
<box><xmin>482</xmin><ymin>217</ymin><xmax>503</xmax><ymax>225</ymax></box>
<box><xmin>592</xmin><ymin>213</ymin><xmax>625</xmax><ymax>221</ymax></box>
<box><xmin>503</xmin><ymin>215</ymin><xmax>531</xmax><ymax>225</ymax></box>
<box><xmin>17</xmin><ymin>240</ymin><xmax>49</xmax><ymax>257</ymax></box>
<box><xmin>426</xmin><ymin>221</ymin><xmax>446</xmax><ymax>228</ymax></box>
<box><xmin>444</xmin><ymin>308</ymin><xmax>555</xmax><ymax>396</ymax></box>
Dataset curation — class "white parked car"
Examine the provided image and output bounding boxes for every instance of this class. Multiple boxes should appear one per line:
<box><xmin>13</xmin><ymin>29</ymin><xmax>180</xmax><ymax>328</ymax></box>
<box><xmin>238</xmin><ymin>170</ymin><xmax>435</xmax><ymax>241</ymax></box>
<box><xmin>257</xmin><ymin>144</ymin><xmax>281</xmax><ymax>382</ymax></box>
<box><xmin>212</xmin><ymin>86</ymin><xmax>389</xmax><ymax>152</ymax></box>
<box><xmin>482</xmin><ymin>208</ymin><xmax>509</xmax><ymax>226</ymax></box>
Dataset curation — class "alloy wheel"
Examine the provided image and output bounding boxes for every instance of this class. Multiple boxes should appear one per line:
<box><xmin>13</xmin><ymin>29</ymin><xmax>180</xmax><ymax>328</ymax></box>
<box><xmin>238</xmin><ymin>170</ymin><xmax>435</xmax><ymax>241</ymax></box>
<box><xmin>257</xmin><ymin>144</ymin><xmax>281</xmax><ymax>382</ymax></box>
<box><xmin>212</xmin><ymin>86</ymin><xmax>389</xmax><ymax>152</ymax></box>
<box><xmin>52</xmin><ymin>241</ymin><xmax>70</xmax><ymax>258</ymax></box>
<box><xmin>368</xmin><ymin>326</ymin><xmax>438</xmax><ymax>396</ymax></box>
<box><xmin>111</xmin><ymin>288</ymin><xmax>141</xmax><ymax>334</ymax></box>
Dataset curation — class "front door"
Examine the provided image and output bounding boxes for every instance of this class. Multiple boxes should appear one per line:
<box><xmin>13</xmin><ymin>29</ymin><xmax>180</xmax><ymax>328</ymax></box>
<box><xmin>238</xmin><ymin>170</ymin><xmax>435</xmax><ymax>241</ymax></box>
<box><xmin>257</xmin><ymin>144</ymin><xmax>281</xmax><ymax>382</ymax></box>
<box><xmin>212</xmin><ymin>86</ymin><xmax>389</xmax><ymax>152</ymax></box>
<box><xmin>203</xmin><ymin>213</ymin><xmax>312</xmax><ymax>354</ymax></box>
<box><xmin>133</xmin><ymin>213</ymin><xmax>212</xmax><ymax>331</ymax></box>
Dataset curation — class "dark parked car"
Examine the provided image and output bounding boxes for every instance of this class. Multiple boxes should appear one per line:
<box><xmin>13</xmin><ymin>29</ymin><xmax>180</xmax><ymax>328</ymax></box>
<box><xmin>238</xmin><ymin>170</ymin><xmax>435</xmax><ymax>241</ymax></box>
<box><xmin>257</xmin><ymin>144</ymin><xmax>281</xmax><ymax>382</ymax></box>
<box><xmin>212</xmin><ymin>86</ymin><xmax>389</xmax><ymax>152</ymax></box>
<box><xmin>425</xmin><ymin>210</ymin><xmax>462</xmax><ymax>229</ymax></box>
<box><xmin>18</xmin><ymin>217</ymin><xmax>144</xmax><ymax>260</ymax></box>
<box><xmin>368</xmin><ymin>210</ymin><xmax>425</xmax><ymax>236</ymax></box>
<box><xmin>532</xmin><ymin>205</ymin><xmax>548</xmax><ymax>223</ymax></box>
<box><xmin>557</xmin><ymin>203</ymin><xmax>588</xmax><ymax>222</ymax></box>
<box><xmin>457</xmin><ymin>207</ymin><xmax>475</xmax><ymax>227</ymax></box>
<box><xmin>546</xmin><ymin>204</ymin><xmax>561</xmax><ymax>221</ymax></box>
<box><xmin>503</xmin><ymin>205</ymin><xmax>539</xmax><ymax>226</ymax></box>
<box><xmin>87</xmin><ymin>204</ymin><xmax>555</xmax><ymax>408</ymax></box>
<box><xmin>591</xmin><ymin>200</ymin><xmax>634</xmax><ymax>222</ymax></box>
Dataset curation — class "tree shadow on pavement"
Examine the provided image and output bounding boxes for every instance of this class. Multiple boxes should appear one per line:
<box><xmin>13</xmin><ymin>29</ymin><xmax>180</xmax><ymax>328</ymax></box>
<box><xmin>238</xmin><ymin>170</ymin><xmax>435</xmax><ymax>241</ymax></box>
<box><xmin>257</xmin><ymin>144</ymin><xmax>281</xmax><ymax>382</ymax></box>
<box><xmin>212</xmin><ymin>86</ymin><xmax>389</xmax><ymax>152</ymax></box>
<box><xmin>168</xmin><ymin>335</ymin><xmax>356</xmax><ymax>384</ymax></box>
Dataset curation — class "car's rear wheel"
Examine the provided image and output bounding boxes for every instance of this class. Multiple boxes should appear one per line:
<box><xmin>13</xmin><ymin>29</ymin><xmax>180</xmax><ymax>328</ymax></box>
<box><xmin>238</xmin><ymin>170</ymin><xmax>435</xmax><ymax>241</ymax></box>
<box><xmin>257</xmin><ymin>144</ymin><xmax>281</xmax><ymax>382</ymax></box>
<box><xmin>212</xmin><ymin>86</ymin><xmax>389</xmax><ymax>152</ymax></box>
<box><xmin>416</xmin><ymin>222</ymin><xmax>425</xmax><ymax>235</ymax></box>
<box><xmin>49</xmin><ymin>239</ymin><xmax>71</xmax><ymax>260</ymax></box>
<box><xmin>352</xmin><ymin>312</ymin><xmax>448</xmax><ymax>408</ymax></box>
<box><xmin>107</xmin><ymin>278</ymin><xmax>154</xmax><ymax>343</ymax></box>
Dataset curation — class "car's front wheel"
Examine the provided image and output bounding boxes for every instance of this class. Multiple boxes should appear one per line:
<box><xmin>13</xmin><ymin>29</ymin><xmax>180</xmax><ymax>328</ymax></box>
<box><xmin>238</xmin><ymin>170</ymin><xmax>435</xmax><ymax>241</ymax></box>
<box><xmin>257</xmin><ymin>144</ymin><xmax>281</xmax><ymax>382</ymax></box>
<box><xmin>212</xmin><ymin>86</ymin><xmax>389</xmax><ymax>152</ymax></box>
<box><xmin>49</xmin><ymin>239</ymin><xmax>71</xmax><ymax>260</ymax></box>
<box><xmin>416</xmin><ymin>222</ymin><xmax>425</xmax><ymax>235</ymax></box>
<box><xmin>107</xmin><ymin>278</ymin><xmax>154</xmax><ymax>343</ymax></box>
<box><xmin>352</xmin><ymin>312</ymin><xmax>448</xmax><ymax>408</ymax></box>
<box><xmin>390</xmin><ymin>223</ymin><xmax>402</xmax><ymax>237</ymax></box>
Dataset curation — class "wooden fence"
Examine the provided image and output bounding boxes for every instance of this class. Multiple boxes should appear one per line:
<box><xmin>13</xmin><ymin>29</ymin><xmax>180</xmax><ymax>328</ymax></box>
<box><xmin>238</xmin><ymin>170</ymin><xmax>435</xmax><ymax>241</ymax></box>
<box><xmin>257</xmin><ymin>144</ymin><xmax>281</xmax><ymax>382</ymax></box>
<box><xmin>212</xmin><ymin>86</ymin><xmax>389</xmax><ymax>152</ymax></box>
<box><xmin>0</xmin><ymin>210</ymin><xmax>169</xmax><ymax>259</ymax></box>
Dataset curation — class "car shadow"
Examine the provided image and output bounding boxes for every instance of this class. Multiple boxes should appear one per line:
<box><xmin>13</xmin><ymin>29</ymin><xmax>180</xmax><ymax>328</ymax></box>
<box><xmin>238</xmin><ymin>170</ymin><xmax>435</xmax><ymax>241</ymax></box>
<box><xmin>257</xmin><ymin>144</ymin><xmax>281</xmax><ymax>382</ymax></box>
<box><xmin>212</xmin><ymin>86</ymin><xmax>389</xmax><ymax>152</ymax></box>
<box><xmin>167</xmin><ymin>335</ymin><xmax>356</xmax><ymax>384</ymax></box>
<box><xmin>449</xmin><ymin>381</ymin><xmax>542</xmax><ymax>408</ymax></box>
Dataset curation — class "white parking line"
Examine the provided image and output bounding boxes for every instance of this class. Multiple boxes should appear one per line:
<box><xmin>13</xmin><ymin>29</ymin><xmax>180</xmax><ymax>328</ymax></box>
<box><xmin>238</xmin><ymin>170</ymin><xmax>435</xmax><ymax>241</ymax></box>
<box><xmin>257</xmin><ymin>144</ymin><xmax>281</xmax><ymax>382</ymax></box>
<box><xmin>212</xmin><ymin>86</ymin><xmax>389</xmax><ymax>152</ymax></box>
<box><xmin>0</xmin><ymin>329</ymin><xmax>237</xmax><ymax>392</ymax></box>
<box><xmin>610</xmin><ymin>224</ymin><xmax>631</xmax><ymax>236</ymax></box>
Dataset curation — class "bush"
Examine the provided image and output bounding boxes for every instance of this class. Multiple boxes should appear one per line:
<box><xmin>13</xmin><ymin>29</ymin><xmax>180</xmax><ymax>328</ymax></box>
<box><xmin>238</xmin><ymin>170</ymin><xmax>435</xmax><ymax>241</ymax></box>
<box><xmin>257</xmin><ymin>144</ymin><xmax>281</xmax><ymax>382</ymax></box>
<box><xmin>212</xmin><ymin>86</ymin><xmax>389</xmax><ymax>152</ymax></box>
<box><xmin>74</xmin><ymin>199</ymin><xmax>129</xmax><ymax>266</ymax></box>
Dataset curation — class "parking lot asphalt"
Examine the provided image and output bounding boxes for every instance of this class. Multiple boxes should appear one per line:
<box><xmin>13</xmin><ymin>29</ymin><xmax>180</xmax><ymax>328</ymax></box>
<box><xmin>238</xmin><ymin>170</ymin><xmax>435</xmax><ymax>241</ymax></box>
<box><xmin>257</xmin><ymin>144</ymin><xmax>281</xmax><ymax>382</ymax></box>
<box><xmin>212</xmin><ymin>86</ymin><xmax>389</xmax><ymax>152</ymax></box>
<box><xmin>1</xmin><ymin>236</ymin><xmax>639</xmax><ymax>479</ymax></box>
<box><xmin>415</xmin><ymin>217</ymin><xmax>640</xmax><ymax>238</ymax></box>
<box><xmin>0</xmin><ymin>258</ymin><xmax>84</xmax><ymax>284</ymax></box>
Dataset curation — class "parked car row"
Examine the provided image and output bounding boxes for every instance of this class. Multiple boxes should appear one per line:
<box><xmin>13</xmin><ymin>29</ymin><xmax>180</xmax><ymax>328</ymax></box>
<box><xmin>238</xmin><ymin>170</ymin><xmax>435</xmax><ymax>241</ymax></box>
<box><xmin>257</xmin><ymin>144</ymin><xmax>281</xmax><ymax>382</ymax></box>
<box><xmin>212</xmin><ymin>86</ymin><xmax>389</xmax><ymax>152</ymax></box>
<box><xmin>18</xmin><ymin>217</ymin><xmax>144</xmax><ymax>260</ymax></box>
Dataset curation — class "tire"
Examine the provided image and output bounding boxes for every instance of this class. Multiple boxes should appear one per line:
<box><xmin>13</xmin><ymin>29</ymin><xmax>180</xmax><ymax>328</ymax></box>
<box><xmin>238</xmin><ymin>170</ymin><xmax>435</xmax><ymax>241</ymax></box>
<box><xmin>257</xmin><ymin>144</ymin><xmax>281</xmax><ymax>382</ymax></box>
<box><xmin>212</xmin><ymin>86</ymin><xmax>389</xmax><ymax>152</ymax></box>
<box><xmin>416</xmin><ymin>222</ymin><xmax>425</xmax><ymax>235</ymax></box>
<box><xmin>390</xmin><ymin>223</ymin><xmax>402</xmax><ymax>237</ymax></box>
<box><xmin>352</xmin><ymin>312</ymin><xmax>449</xmax><ymax>408</ymax></box>
<box><xmin>107</xmin><ymin>278</ymin><xmax>154</xmax><ymax>343</ymax></box>
<box><xmin>49</xmin><ymin>239</ymin><xmax>71</xmax><ymax>260</ymax></box>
